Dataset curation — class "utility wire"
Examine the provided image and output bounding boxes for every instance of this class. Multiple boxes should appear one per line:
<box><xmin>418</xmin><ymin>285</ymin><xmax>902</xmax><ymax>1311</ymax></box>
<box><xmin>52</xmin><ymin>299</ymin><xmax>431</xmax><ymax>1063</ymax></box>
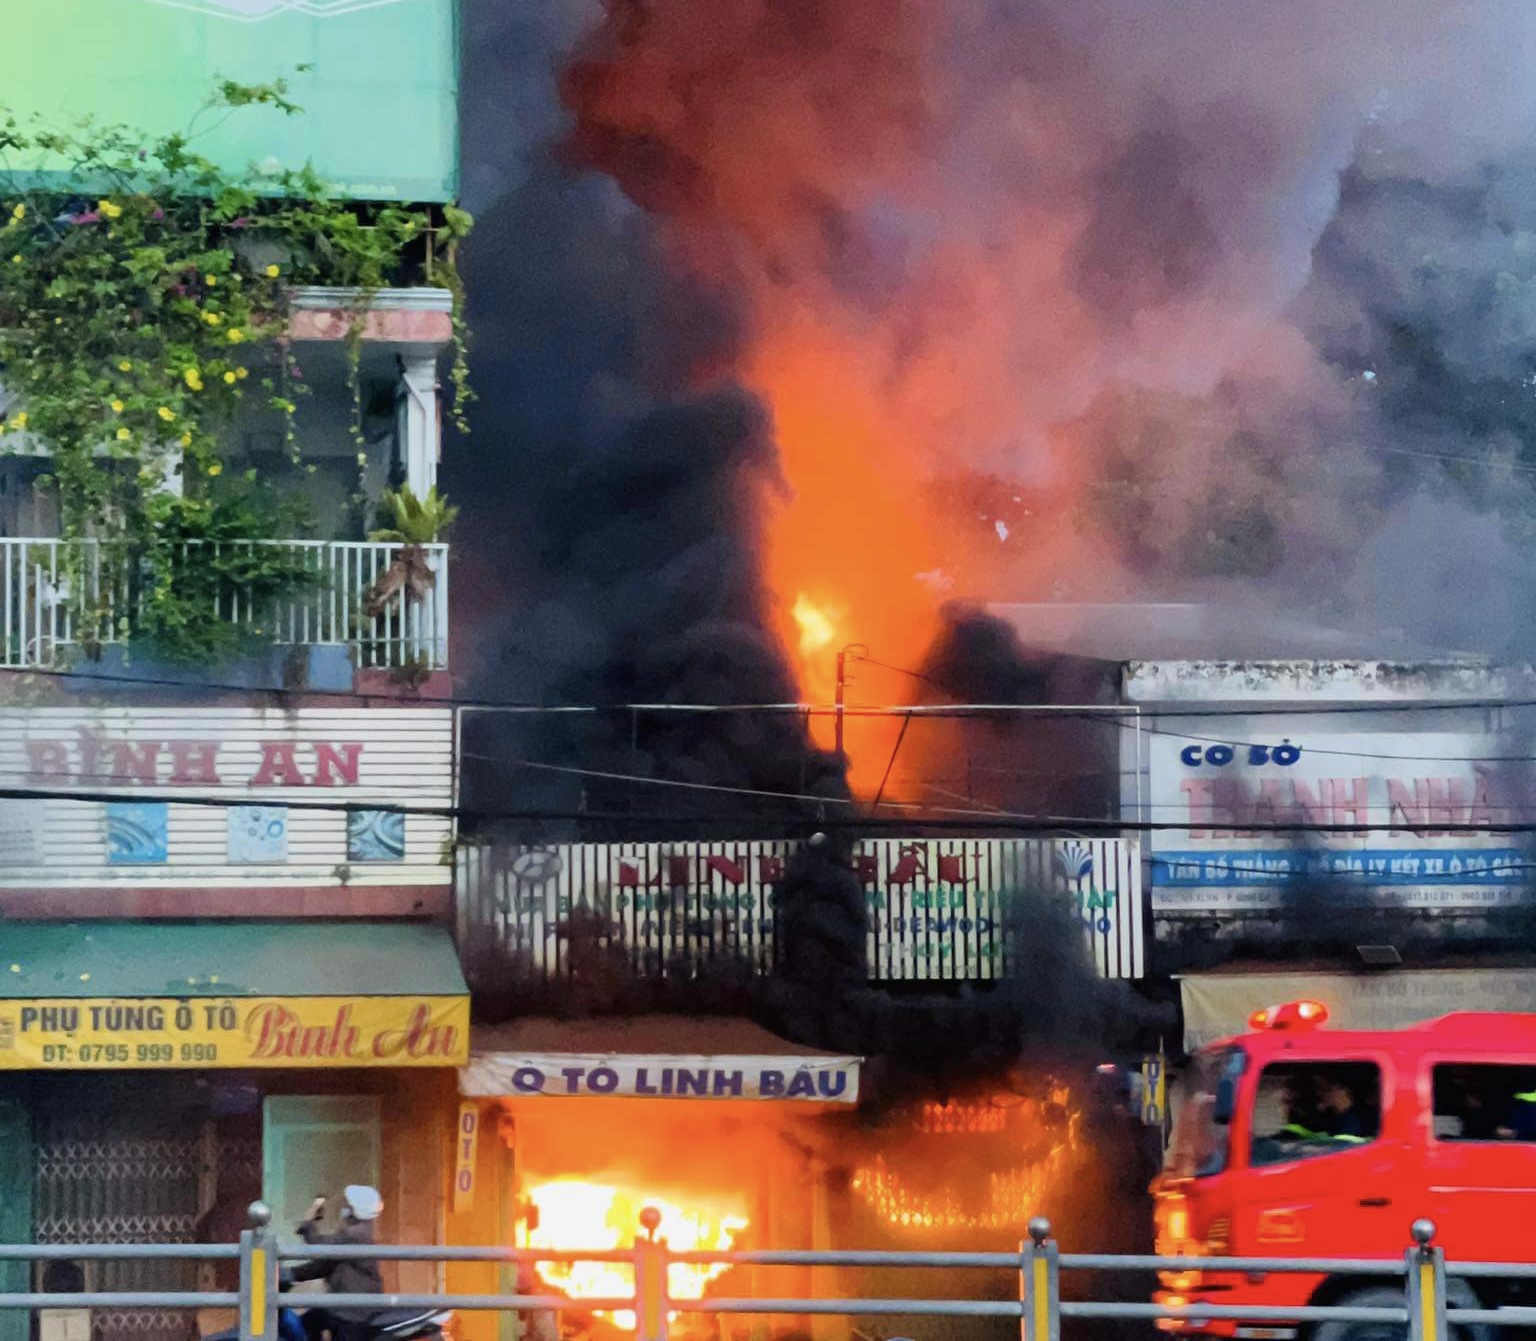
<box><xmin>1</xmin><ymin>747</ymin><xmax>1528</xmax><ymax>828</ymax></box>
<box><xmin>11</xmin><ymin>663</ymin><xmax>1536</xmax><ymax>722</ymax></box>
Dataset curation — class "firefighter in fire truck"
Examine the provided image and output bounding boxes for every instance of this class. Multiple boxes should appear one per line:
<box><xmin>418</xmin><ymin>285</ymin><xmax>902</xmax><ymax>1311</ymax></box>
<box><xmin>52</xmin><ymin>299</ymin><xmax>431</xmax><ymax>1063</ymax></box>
<box><xmin>1267</xmin><ymin>1074</ymin><xmax>1366</xmax><ymax>1153</ymax></box>
<box><xmin>1498</xmin><ymin>1086</ymin><xmax>1536</xmax><ymax>1140</ymax></box>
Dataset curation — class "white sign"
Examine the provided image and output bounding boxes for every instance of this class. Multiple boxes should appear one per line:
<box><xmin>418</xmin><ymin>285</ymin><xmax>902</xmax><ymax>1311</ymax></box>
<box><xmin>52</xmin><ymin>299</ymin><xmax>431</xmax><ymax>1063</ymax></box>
<box><xmin>459</xmin><ymin>837</ymin><xmax>1144</xmax><ymax>983</ymax></box>
<box><xmin>459</xmin><ymin>1051</ymin><xmax>861</xmax><ymax>1104</ymax></box>
<box><xmin>0</xmin><ymin>708</ymin><xmax>452</xmax><ymax>890</ymax></box>
<box><xmin>0</xmin><ymin>801</ymin><xmax>43</xmax><ymax>865</ymax></box>
<box><xmin>1149</xmin><ymin>731</ymin><xmax>1523</xmax><ymax>912</ymax></box>
<box><xmin>1181</xmin><ymin>969</ymin><xmax>1536</xmax><ymax>1051</ymax></box>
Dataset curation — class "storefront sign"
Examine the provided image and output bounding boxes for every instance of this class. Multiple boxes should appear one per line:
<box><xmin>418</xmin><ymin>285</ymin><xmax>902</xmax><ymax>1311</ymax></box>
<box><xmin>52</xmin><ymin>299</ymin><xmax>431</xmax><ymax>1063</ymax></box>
<box><xmin>1181</xmin><ymin>970</ymin><xmax>1536</xmax><ymax>1051</ymax></box>
<box><xmin>453</xmin><ymin>1102</ymin><xmax>480</xmax><ymax>1214</ymax></box>
<box><xmin>1149</xmin><ymin>731</ymin><xmax>1521</xmax><ymax>912</ymax></box>
<box><xmin>1140</xmin><ymin>1054</ymin><xmax>1166</xmax><ymax>1126</ymax></box>
<box><xmin>0</xmin><ymin>708</ymin><xmax>454</xmax><ymax>891</ymax></box>
<box><xmin>0</xmin><ymin>995</ymin><xmax>469</xmax><ymax>1069</ymax></box>
<box><xmin>460</xmin><ymin>837</ymin><xmax>1143</xmax><ymax>983</ymax></box>
<box><xmin>459</xmin><ymin>1051</ymin><xmax>861</xmax><ymax>1104</ymax></box>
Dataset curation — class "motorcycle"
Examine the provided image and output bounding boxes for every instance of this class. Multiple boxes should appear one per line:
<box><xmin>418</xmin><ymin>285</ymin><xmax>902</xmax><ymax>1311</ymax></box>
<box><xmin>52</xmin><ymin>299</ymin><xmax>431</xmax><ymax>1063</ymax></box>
<box><xmin>202</xmin><ymin>1268</ymin><xmax>453</xmax><ymax>1341</ymax></box>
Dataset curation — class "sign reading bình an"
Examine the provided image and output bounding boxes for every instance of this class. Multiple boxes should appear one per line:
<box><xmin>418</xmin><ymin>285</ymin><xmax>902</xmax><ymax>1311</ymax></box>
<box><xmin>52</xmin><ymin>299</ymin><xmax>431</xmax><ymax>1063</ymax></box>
<box><xmin>0</xmin><ymin>996</ymin><xmax>469</xmax><ymax>1069</ymax></box>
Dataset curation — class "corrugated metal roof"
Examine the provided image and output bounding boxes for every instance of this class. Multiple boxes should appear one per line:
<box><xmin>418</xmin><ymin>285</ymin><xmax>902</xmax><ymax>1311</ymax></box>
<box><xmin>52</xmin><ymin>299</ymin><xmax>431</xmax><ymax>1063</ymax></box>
<box><xmin>986</xmin><ymin>602</ymin><xmax>1477</xmax><ymax>663</ymax></box>
<box><xmin>0</xmin><ymin>921</ymin><xmax>466</xmax><ymax>998</ymax></box>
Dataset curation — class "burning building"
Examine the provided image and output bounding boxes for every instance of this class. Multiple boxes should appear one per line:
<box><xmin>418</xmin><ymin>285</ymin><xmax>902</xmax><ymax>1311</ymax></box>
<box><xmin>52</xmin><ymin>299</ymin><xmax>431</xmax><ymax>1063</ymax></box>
<box><xmin>445</xmin><ymin>1018</ymin><xmax>862</xmax><ymax>1341</ymax></box>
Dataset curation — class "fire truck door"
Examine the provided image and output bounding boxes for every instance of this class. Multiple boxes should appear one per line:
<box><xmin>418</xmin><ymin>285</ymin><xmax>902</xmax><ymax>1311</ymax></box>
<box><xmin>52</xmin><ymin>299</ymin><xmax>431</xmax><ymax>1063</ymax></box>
<box><xmin>1423</xmin><ymin>1136</ymin><xmax>1536</xmax><ymax>1259</ymax></box>
<box><xmin>1424</xmin><ymin>1061</ymin><xmax>1536</xmax><ymax>1259</ymax></box>
<box><xmin>1238</xmin><ymin>1143</ymin><xmax>1394</xmax><ymax>1257</ymax></box>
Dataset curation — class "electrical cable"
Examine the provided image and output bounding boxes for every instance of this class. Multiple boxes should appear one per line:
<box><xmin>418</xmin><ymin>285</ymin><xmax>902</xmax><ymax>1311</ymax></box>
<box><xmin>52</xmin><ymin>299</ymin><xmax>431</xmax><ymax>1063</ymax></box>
<box><xmin>7</xmin><ymin>772</ymin><xmax>1536</xmax><ymax>832</ymax></box>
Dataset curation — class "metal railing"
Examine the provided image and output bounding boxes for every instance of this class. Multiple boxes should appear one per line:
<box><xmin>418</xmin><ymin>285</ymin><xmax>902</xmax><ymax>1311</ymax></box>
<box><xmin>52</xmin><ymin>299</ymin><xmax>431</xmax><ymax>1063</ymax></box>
<box><xmin>0</xmin><ymin>1207</ymin><xmax>1520</xmax><ymax>1341</ymax></box>
<box><xmin>0</xmin><ymin>537</ymin><xmax>448</xmax><ymax>671</ymax></box>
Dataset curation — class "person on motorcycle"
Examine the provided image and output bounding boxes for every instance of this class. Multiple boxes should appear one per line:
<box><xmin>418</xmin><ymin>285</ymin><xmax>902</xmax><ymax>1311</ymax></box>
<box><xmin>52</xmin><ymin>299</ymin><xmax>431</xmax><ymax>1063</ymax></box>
<box><xmin>292</xmin><ymin>1185</ymin><xmax>386</xmax><ymax>1341</ymax></box>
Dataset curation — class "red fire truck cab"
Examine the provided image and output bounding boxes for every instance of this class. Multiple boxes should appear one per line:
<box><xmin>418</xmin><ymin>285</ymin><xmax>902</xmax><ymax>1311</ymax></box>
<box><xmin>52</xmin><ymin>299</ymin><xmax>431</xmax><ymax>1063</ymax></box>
<box><xmin>1153</xmin><ymin>1003</ymin><xmax>1536</xmax><ymax>1340</ymax></box>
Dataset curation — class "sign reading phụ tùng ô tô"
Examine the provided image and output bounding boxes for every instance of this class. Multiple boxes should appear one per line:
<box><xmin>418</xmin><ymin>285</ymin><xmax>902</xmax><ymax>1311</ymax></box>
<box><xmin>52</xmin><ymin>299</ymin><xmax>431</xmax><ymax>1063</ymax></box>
<box><xmin>0</xmin><ymin>995</ymin><xmax>469</xmax><ymax>1069</ymax></box>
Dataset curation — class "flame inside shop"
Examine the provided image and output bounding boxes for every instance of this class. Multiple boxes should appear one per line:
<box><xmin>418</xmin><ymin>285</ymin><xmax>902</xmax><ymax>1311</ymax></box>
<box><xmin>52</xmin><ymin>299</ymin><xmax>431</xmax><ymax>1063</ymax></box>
<box><xmin>453</xmin><ymin>1081</ymin><xmax>1121</xmax><ymax>1341</ymax></box>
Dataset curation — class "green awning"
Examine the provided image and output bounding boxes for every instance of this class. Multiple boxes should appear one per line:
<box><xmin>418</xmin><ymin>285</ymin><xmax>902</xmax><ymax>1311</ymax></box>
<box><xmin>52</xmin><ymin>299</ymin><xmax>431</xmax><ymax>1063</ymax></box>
<box><xmin>0</xmin><ymin>921</ymin><xmax>467</xmax><ymax>998</ymax></box>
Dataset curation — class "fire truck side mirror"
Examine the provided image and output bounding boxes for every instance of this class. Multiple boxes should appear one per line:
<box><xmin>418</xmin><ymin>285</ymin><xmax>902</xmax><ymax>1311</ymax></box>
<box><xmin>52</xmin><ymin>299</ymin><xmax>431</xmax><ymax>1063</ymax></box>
<box><xmin>1213</xmin><ymin>1077</ymin><xmax>1237</xmax><ymax>1125</ymax></box>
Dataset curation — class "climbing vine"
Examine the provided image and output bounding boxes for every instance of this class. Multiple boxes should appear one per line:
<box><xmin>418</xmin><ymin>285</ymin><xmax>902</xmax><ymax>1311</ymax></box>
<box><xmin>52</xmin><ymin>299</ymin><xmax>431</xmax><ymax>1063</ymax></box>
<box><xmin>0</xmin><ymin>76</ymin><xmax>472</xmax><ymax>665</ymax></box>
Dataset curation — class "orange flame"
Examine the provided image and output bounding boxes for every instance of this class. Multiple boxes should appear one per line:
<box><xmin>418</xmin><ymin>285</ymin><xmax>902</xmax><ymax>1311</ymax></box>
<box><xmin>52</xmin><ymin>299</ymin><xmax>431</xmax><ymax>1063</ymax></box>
<box><xmin>524</xmin><ymin>1180</ymin><xmax>748</xmax><ymax>1330</ymax></box>
<box><xmin>792</xmin><ymin>593</ymin><xmax>840</xmax><ymax>658</ymax></box>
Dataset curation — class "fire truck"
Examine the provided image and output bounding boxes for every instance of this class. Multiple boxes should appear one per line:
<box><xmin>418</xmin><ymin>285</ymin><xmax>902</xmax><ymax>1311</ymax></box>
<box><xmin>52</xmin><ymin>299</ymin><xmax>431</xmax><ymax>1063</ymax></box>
<box><xmin>1153</xmin><ymin>1002</ymin><xmax>1536</xmax><ymax>1341</ymax></box>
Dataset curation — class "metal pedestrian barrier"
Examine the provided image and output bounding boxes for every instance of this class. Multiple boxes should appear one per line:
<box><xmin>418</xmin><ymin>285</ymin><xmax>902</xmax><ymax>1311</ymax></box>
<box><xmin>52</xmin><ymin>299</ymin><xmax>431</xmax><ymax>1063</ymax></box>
<box><xmin>0</xmin><ymin>1205</ymin><xmax>1513</xmax><ymax>1341</ymax></box>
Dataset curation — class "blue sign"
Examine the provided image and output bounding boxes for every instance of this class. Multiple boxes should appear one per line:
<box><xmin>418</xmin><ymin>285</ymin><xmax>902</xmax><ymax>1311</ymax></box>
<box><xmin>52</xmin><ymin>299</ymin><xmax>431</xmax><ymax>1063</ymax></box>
<box><xmin>348</xmin><ymin>808</ymin><xmax>405</xmax><ymax>862</ymax></box>
<box><xmin>228</xmin><ymin>805</ymin><xmax>288</xmax><ymax>863</ymax></box>
<box><xmin>1152</xmin><ymin>849</ymin><xmax>1530</xmax><ymax>887</ymax></box>
<box><xmin>106</xmin><ymin>802</ymin><xmax>168</xmax><ymax>864</ymax></box>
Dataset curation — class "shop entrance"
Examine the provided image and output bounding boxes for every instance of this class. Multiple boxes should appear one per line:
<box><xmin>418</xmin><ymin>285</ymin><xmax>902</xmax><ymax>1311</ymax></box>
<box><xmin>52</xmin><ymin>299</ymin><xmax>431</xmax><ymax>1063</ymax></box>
<box><xmin>28</xmin><ymin>1076</ymin><xmax>261</xmax><ymax>1341</ymax></box>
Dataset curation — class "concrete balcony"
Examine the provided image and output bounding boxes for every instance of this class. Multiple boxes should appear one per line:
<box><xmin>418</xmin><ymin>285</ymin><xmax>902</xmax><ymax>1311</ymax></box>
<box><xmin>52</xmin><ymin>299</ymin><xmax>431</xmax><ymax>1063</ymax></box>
<box><xmin>0</xmin><ymin>536</ymin><xmax>448</xmax><ymax>673</ymax></box>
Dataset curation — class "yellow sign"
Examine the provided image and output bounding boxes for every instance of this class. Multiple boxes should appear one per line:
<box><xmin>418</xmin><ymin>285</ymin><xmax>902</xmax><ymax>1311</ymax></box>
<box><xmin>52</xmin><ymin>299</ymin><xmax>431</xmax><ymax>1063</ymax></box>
<box><xmin>453</xmin><ymin>1101</ymin><xmax>480</xmax><ymax>1214</ymax></box>
<box><xmin>1140</xmin><ymin>1053</ymin><xmax>1167</xmax><ymax>1126</ymax></box>
<box><xmin>0</xmin><ymin>995</ymin><xmax>469</xmax><ymax>1070</ymax></box>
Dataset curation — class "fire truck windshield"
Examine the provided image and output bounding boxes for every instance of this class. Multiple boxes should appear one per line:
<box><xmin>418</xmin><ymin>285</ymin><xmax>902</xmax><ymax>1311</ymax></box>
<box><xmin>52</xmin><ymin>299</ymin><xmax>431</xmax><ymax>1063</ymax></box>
<box><xmin>1164</xmin><ymin>1047</ymin><xmax>1243</xmax><ymax>1178</ymax></box>
<box><xmin>1249</xmin><ymin>1060</ymin><xmax>1381</xmax><ymax>1166</ymax></box>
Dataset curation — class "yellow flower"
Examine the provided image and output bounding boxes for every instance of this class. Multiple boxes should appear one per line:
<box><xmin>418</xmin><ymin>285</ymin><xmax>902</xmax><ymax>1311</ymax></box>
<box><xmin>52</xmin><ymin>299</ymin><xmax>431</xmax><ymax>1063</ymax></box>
<box><xmin>265</xmin><ymin>264</ymin><xmax>281</xmax><ymax>278</ymax></box>
<box><xmin>98</xmin><ymin>200</ymin><xmax>122</xmax><ymax>220</ymax></box>
<box><xmin>223</xmin><ymin>370</ymin><xmax>237</xmax><ymax>385</ymax></box>
<box><xmin>226</xmin><ymin>328</ymin><xmax>244</xmax><ymax>344</ymax></box>
<box><xmin>235</xmin><ymin>366</ymin><xmax>248</xmax><ymax>380</ymax></box>
<box><xmin>183</xmin><ymin>369</ymin><xmax>203</xmax><ymax>391</ymax></box>
<box><xmin>10</xmin><ymin>204</ymin><xmax>23</xmax><ymax>222</ymax></box>
<box><xmin>110</xmin><ymin>399</ymin><xmax>124</xmax><ymax>413</ymax></box>
<box><xmin>115</xmin><ymin>427</ymin><xmax>131</xmax><ymax>442</ymax></box>
<box><xmin>157</xmin><ymin>406</ymin><xmax>175</xmax><ymax>422</ymax></box>
<box><xmin>203</xmin><ymin>312</ymin><xmax>222</xmax><ymax>327</ymax></box>
<box><xmin>118</xmin><ymin>360</ymin><xmax>132</xmax><ymax>372</ymax></box>
<box><xmin>179</xmin><ymin>431</ymin><xmax>192</xmax><ymax>447</ymax></box>
<box><xmin>8</xmin><ymin>255</ymin><xmax>19</xmax><ymax>265</ymax></box>
<box><xmin>207</xmin><ymin>462</ymin><xmax>223</xmax><ymax>477</ymax></box>
<box><xmin>11</xmin><ymin>412</ymin><xmax>27</xmax><ymax>431</ymax></box>
<box><xmin>205</xmin><ymin>274</ymin><xmax>217</xmax><ymax>287</ymax></box>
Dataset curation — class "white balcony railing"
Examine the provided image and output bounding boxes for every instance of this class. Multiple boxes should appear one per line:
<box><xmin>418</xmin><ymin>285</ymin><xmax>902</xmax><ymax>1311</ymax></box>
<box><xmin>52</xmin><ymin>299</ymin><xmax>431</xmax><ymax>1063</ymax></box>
<box><xmin>0</xmin><ymin>538</ymin><xmax>448</xmax><ymax>671</ymax></box>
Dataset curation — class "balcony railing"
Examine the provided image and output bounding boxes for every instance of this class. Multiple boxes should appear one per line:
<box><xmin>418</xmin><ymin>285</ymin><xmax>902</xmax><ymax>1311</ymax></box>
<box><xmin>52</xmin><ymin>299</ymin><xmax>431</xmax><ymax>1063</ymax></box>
<box><xmin>0</xmin><ymin>537</ymin><xmax>448</xmax><ymax>671</ymax></box>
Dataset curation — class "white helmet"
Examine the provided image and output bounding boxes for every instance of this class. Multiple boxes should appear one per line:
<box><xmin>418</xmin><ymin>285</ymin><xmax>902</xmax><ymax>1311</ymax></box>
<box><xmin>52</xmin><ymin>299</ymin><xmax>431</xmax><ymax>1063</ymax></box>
<box><xmin>343</xmin><ymin>1185</ymin><xmax>383</xmax><ymax>1222</ymax></box>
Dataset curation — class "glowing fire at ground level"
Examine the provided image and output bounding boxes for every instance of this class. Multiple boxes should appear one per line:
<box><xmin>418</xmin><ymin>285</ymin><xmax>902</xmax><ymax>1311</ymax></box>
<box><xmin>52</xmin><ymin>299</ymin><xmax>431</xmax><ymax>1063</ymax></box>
<box><xmin>522</xmin><ymin>1180</ymin><xmax>749</xmax><ymax>1330</ymax></box>
<box><xmin>448</xmin><ymin>1073</ymin><xmax>1091</xmax><ymax>1341</ymax></box>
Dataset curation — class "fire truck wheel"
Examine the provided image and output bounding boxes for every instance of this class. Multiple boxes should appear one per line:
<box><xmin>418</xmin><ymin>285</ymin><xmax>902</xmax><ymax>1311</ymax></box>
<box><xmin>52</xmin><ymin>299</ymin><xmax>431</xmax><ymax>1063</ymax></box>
<box><xmin>1310</xmin><ymin>1285</ymin><xmax>1491</xmax><ymax>1341</ymax></box>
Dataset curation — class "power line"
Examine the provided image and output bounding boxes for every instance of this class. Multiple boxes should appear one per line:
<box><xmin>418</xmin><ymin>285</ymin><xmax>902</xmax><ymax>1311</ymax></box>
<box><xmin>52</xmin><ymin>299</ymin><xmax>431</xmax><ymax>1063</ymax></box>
<box><xmin>12</xmin><ymin>662</ymin><xmax>1536</xmax><ymax>722</ymax></box>
<box><xmin>9</xmin><ymin>774</ymin><xmax>1536</xmax><ymax>833</ymax></box>
<box><xmin>14</xmin><ymin>660</ymin><xmax>1536</xmax><ymax>765</ymax></box>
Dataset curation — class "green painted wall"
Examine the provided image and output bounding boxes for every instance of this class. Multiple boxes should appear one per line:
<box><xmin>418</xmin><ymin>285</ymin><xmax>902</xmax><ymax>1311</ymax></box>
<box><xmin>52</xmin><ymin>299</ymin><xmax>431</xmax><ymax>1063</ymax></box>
<box><xmin>0</xmin><ymin>1099</ymin><xmax>31</xmax><ymax>1341</ymax></box>
<box><xmin>4</xmin><ymin>0</ymin><xmax>458</xmax><ymax>202</ymax></box>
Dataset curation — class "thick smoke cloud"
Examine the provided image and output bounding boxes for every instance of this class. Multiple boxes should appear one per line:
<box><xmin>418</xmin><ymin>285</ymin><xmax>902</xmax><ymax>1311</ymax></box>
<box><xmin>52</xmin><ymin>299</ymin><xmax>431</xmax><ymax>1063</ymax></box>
<box><xmin>453</xmin><ymin>0</ymin><xmax>1536</xmax><ymax>823</ymax></box>
<box><xmin>452</xmin><ymin>1</ymin><xmax>845</xmax><ymax>823</ymax></box>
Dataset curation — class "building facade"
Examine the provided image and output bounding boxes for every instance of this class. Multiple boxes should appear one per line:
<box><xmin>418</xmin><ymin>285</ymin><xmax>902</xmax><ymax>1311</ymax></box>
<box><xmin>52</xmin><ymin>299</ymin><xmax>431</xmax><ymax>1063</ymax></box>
<box><xmin>0</xmin><ymin>7</ymin><xmax>467</xmax><ymax>1341</ymax></box>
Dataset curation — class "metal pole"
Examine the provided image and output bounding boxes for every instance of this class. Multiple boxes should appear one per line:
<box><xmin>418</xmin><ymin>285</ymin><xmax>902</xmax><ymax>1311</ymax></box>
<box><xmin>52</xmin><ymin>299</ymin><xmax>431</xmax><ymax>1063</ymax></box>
<box><xmin>1406</xmin><ymin>1219</ymin><xmax>1445</xmax><ymax>1341</ymax></box>
<box><xmin>834</xmin><ymin>649</ymin><xmax>847</xmax><ymax>758</ymax></box>
<box><xmin>240</xmin><ymin>1202</ymin><xmax>279</xmax><ymax>1341</ymax></box>
<box><xmin>633</xmin><ymin>1216</ymin><xmax>669</xmax><ymax>1341</ymax></box>
<box><xmin>833</xmin><ymin>644</ymin><xmax>866</xmax><ymax>759</ymax></box>
<box><xmin>1021</xmin><ymin>1218</ymin><xmax>1059</xmax><ymax>1341</ymax></box>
